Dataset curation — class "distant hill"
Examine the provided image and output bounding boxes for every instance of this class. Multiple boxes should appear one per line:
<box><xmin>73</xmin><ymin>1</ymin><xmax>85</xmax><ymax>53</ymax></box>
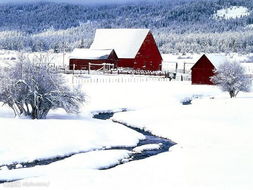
<box><xmin>0</xmin><ymin>0</ymin><xmax>253</xmax><ymax>53</ymax></box>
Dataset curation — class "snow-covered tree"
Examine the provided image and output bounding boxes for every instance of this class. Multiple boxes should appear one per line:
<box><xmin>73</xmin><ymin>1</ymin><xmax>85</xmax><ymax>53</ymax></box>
<box><xmin>211</xmin><ymin>62</ymin><xmax>252</xmax><ymax>98</ymax></box>
<box><xmin>0</xmin><ymin>55</ymin><xmax>85</xmax><ymax>119</ymax></box>
<box><xmin>1</xmin><ymin>1</ymin><xmax>253</xmax><ymax>53</ymax></box>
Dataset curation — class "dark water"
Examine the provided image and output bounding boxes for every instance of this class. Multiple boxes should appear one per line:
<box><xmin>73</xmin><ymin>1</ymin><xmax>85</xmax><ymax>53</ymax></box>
<box><xmin>0</xmin><ymin>111</ymin><xmax>175</xmax><ymax>183</ymax></box>
<box><xmin>0</xmin><ymin>154</ymin><xmax>77</xmax><ymax>170</ymax></box>
<box><xmin>94</xmin><ymin>112</ymin><xmax>176</xmax><ymax>169</ymax></box>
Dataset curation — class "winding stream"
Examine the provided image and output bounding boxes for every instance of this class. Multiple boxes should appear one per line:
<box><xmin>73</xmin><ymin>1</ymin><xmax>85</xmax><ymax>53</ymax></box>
<box><xmin>0</xmin><ymin>111</ymin><xmax>175</xmax><ymax>183</ymax></box>
<box><xmin>94</xmin><ymin>112</ymin><xmax>176</xmax><ymax>169</ymax></box>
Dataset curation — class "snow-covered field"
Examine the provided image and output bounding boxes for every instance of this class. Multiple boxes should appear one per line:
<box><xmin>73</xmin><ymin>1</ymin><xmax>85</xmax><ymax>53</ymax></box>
<box><xmin>1</xmin><ymin>50</ymin><xmax>253</xmax><ymax>75</ymax></box>
<box><xmin>1</xmin><ymin>49</ymin><xmax>253</xmax><ymax>189</ymax></box>
<box><xmin>213</xmin><ymin>6</ymin><xmax>250</xmax><ymax>20</ymax></box>
<box><xmin>0</xmin><ymin>75</ymin><xmax>253</xmax><ymax>189</ymax></box>
<box><xmin>0</xmin><ymin>112</ymin><xmax>143</xmax><ymax>166</ymax></box>
<box><xmin>162</xmin><ymin>53</ymin><xmax>253</xmax><ymax>75</ymax></box>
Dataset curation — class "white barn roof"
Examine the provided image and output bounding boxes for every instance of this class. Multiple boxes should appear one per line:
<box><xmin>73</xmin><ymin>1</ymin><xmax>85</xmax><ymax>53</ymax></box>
<box><xmin>205</xmin><ymin>54</ymin><xmax>228</xmax><ymax>68</ymax></box>
<box><xmin>90</xmin><ymin>29</ymin><xmax>150</xmax><ymax>59</ymax></box>
<box><xmin>69</xmin><ymin>48</ymin><xmax>114</xmax><ymax>60</ymax></box>
<box><xmin>192</xmin><ymin>54</ymin><xmax>228</xmax><ymax>69</ymax></box>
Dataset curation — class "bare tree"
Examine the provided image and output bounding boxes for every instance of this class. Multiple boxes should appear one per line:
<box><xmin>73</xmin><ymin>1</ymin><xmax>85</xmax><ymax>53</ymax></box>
<box><xmin>211</xmin><ymin>62</ymin><xmax>252</xmax><ymax>98</ymax></box>
<box><xmin>0</xmin><ymin>55</ymin><xmax>85</xmax><ymax>119</ymax></box>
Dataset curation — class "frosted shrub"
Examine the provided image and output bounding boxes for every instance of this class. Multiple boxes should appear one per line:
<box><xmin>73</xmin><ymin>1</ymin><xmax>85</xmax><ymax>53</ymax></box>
<box><xmin>211</xmin><ymin>62</ymin><xmax>252</xmax><ymax>98</ymax></box>
<box><xmin>0</xmin><ymin>56</ymin><xmax>85</xmax><ymax>119</ymax></box>
<box><xmin>181</xmin><ymin>97</ymin><xmax>192</xmax><ymax>105</ymax></box>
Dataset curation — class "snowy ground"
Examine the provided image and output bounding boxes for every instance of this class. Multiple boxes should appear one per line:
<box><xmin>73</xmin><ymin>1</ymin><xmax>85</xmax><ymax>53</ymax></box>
<box><xmin>1</xmin><ymin>77</ymin><xmax>252</xmax><ymax>189</ymax></box>
<box><xmin>1</xmin><ymin>50</ymin><xmax>253</xmax><ymax>75</ymax></box>
<box><xmin>0</xmin><ymin>111</ymin><xmax>143</xmax><ymax>166</ymax></box>
<box><xmin>162</xmin><ymin>53</ymin><xmax>253</xmax><ymax>75</ymax></box>
<box><xmin>0</xmin><ymin>66</ymin><xmax>253</xmax><ymax>189</ymax></box>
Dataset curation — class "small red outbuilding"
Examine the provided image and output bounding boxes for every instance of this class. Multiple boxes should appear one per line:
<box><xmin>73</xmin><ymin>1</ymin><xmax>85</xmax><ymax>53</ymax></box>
<box><xmin>69</xmin><ymin>49</ymin><xmax>118</xmax><ymax>70</ymax></box>
<box><xmin>191</xmin><ymin>54</ymin><xmax>227</xmax><ymax>85</ymax></box>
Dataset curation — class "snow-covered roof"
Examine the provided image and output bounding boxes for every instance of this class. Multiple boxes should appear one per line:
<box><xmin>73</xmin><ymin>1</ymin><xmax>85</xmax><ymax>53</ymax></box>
<box><xmin>204</xmin><ymin>54</ymin><xmax>228</xmax><ymax>68</ymax></box>
<box><xmin>69</xmin><ymin>48</ymin><xmax>114</xmax><ymax>60</ymax></box>
<box><xmin>90</xmin><ymin>29</ymin><xmax>150</xmax><ymax>59</ymax></box>
<box><xmin>192</xmin><ymin>54</ymin><xmax>228</xmax><ymax>69</ymax></box>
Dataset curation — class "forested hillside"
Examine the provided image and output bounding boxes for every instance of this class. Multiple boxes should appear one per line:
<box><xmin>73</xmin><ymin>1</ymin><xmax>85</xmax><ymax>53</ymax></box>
<box><xmin>0</xmin><ymin>0</ymin><xmax>253</xmax><ymax>53</ymax></box>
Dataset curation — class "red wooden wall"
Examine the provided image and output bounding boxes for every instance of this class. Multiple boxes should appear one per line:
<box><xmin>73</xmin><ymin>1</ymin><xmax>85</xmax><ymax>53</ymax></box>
<box><xmin>117</xmin><ymin>32</ymin><xmax>162</xmax><ymax>71</ymax></box>
<box><xmin>69</xmin><ymin>50</ymin><xmax>118</xmax><ymax>70</ymax></box>
<box><xmin>191</xmin><ymin>55</ymin><xmax>215</xmax><ymax>85</ymax></box>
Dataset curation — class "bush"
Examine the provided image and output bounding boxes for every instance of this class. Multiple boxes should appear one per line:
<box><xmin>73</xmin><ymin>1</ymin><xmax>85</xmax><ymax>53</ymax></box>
<box><xmin>0</xmin><ymin>55</ymin><xmax>85</xmax><ymax>119</ymax></box>
<box><xmin>211</xmin><ymin>62</ymin><xmax>252</xmax><ymax>98</ymax></box>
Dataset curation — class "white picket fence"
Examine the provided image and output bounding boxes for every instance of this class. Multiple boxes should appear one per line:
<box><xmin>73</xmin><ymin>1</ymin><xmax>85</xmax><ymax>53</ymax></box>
<box><xmin>72</xmin><ymin>75</ymin><xmax>191</xmax><ymax>85</ymax></box>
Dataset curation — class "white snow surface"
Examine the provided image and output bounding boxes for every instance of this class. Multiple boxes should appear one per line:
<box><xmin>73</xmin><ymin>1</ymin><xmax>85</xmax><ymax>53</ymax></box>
<box><xmin>162</xmin><ymin>53</ymin><xmax>253</xmax><ymax>75</ymax></box>
<box><xmin>0</xmin><ymin>109</ymin><xmax>144</xmax><ymax>165</ymax></box>
<box><xmin>0</xmin><ymin>150</ymin><xmax>131</xmax><ymax>181</ymax></box>
<box><xmin>0</xmin><ymin>72</ymin><xmax>253</xmax><ymax>189</ymax></box>
<box><xmin>90</xmin><ymin>29</ymin><xmax>150</xmax><ymax>58</ymax></box>
<box><xmin>214</xmin><ymin>6</ymin><xmax>250</xmax><ymax>20</ymax></box>
<box><xmin>162</xmin><ymin>54</ymin><xmax>197</xmax><ymax>73</ymax></box>
<box><xmin>162</xmin><ymin>53</ymin><xmax>228</xmax><ymax>73</ymax></box>
<box><xmin>111</xmin><ymin>98</ymin><xmax>253</xmax><ymax>190</ymax></box>
<box><xmin>69</xmin><ymin>48</ymin><xmax>114</xmax><ymax>60</ymax></box>
<box><xmin>1</xmin><ymin>50</ymin><xmax>253</xmax><ymax>75</ymax></box>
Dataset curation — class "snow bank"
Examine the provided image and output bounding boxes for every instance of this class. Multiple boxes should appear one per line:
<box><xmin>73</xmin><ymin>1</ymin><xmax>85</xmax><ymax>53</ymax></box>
<box><xmin>111</xmin><ymin>94</ymin><xmax>253</xmax><ymax>190</ymax></box>
<box><xmin>0</xmin><ymin>150</ymin><xmax>131</xmax><ymax>182</ymax></box>
<box><xmin>0</xmin><ymin>109</ymin><xmax>144</xmax><ymax>165</ymax></box>
<box><xmin>82</xmin><ymin>81</ymin><xmax>221</xmax><ymax>113</ymax></box>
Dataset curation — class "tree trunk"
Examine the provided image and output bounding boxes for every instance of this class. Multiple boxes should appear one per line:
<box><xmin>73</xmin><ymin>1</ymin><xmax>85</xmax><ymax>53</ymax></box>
<box><xmin>25</xmin><ymin>102</ymin><xmax>30</xmax><ymax>115</ymax></box>
<box><xmin>229</xmin><ymin>90</ymin><xmax>236</xmax><ymax>98</ymax></box>
<box><xmin>31</xmin><ymin>106</ymin><xmax>38</xmax><ymax>119</ymax></box>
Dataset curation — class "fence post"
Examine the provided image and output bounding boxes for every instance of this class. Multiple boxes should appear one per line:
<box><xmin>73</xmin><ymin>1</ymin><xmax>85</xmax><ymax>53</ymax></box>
<box><xmin>72</xmin><ymin>64</ymin><xmax>75</xmax><ymax>85</ymax></box>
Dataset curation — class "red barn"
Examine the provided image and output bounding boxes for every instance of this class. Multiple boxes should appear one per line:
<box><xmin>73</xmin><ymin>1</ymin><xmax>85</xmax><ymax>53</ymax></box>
<box><xmin>191</xmin><ymin>54</ymin><xmax>227</xmax><ymax>85</ymax></box>
<box><xmin>90</xmin><ymin>29</ymin><xmax>162</xmax><ymax>71</ymax></box>
<box><xmin>69</xmin><ymin>49</ymin><xmax>118</xmax><ymax>70</ymax></box>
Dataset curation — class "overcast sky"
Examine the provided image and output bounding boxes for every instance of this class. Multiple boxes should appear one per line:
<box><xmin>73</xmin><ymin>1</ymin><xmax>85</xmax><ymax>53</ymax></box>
<box><xmin>0</xmin><ymin>0</ymin><xmax>163</xmax><ymax>4</ymax></box>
